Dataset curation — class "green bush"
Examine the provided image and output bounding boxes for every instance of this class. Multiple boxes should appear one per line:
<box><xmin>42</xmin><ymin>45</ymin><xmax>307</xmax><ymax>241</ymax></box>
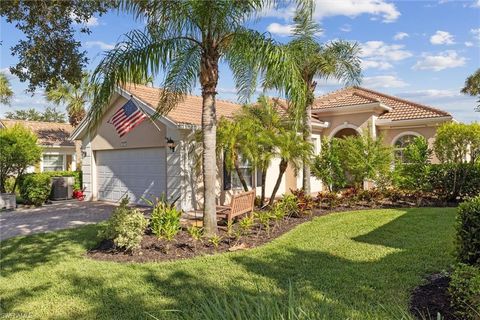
<box><xmin>428</xmin><ymin>163</ymin><xmax>480</xmax><ymax>201</ymax></box>
<box><xmin>19</xmin><ymin>173</ymin><xmax>52</xmax><ymax>206</ymax></box>
<box><xmin>449</xmin><ymin>264</ymin><xmax>480</xmax><ymax>319</ymax></box>
<box><xmin>456</xmin><ymin>196</ymin><xmax>480</xmax><ymax>266</ymax></box>
<box><xmin>395</xmin><ymin>136</ymin><xmax>432</xmax><ymax>191</ymax></box>
<box><xmin>149</xmin><ymin>198</ymin><xmax>182</xmax><ymax>241</ymax></box>
<box><xmin>275</xmin><ymin>194</ymin><xmax>299</xmax><ymax>217</ymax></box>
<box><xmin>42</xmin><ymin>170</ymin><xmax>82</xmax><ymax>190</ymax></box>
<box><xmin>99</xmin><ymin>197</ymin><xmax>148</xmax><ymax>251</ymax></box>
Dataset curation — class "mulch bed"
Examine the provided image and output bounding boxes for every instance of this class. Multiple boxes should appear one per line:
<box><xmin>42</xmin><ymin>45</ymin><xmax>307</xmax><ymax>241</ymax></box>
<box><xmin>410</xmin><ymin>273</ymin><xmax>458</xmax><ymax>320</ymax></box>
<box><xmin>86</xmin><ymin>201</ymin><xmax>454</xmax><ymax>263</ymax></box>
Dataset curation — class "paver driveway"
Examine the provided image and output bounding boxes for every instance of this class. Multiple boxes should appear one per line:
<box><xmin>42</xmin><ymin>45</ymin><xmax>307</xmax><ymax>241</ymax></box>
<box><xmin>0</xmin><ymin>201</ymin><xmax>117</xmax><ymax>240</ymax></box>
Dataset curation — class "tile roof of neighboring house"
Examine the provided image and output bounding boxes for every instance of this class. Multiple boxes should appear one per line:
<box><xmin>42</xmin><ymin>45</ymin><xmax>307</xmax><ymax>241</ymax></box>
<box><xmin>123</xmin><ymin>84</ymin><xmax>242</xmax><ymax>126</ymax></box>
<box><xmin>313</xmin><ymin>86</ymin><xmax>451</xmax><ymax>121</ymax></box>
<box><xmin>0</xmin><ymin>119</ymin><xmax>75</xmax><ymax>146</ymax></box>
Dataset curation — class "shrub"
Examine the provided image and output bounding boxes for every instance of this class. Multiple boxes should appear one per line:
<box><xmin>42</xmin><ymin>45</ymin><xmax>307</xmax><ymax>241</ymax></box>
<box><xmin>428</xmin><ymin>163</ymin><xmax>480</xmax><ymax>201</ymax></box>
<box><xmin>42</xmin><ymin>170</ymin><xmax>82</xmax><ymax>190</ymax></box>
<box><xmin>0</xmin><ymin>124</ymin><xmax>42</xmax><ymax>193</ymax></box>
<box><xmin>449</xmin><ymin>264</ymin><xmax>480</xmax><ymax>319</ymax></box>
<box><xmin>311</xmin><ymin>138</ymin><xmax>346</xmax><ymax>191</ymax></box>
<box><xmin>357</xmin><ymin>188</ymin><xmax>383</xmax><ymax>203</ymax></box>
<box><xmin>239</xmin><ymin>215</ymin><xmax>255</xmax><ymax>235</ymax></box>
<box><xmin>254</xmin><ymin>211</ymin><xmax>273</xmax><ymax>234</ymax></box>
<box><xmin>291</xmin><ymin>189</ymin><xmax>314</xmax><ymax>216</ymax></box>
<box><xmin>395</xmin><ymin>136</ymin><xmax>432</xmax><ymax>191</ymax></box>
<box><xmin>19</xmin><ymin>173</ymin><xmax>52</xmax><ymax>206</ymax></box>
<box><xmin>456</xmin><ymin>196</ymin><xmax>480</xmax><ymax>266</ymax></box>
<box><xmin>275</xmin><ymin>194</ymin><xmax>300</xmax><ymax>217</ymax></box>
<box><xmin>99</xmin><ymin>197</ymin><xmax>148</xmax><ymax>251</ymax></box>
<box><xmin>434</xmin><ymin>122</ymin><xmax>480</xmax><ymax>164</ymax></box>
<box><xmin>149</xmin><ymin>198</ymin><xmax>182</xmax><ymax>241</ymax></box>
<box><xmin>315</xmin><ymin>191</ymin><xmax>340</xmax><ymax>209</ymax></box>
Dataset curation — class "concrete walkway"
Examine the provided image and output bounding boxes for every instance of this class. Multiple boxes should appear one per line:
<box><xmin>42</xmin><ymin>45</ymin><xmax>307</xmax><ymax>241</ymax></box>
<box><xmin>0</xmin><ymin>201</ymin><xmax>117</xmax><ymax>241</ymax></box>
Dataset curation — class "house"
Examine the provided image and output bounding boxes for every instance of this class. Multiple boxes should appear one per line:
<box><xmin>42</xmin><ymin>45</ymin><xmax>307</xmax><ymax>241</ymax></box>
<box><xmin>0</xmin><ymin>119</ymin><xmax>79</xmax><ymax>172</ymax></box>
<box><xmin>70</xmin><ymin>84</ymin><xmax>452</xmax><ymax>211</ymax></box>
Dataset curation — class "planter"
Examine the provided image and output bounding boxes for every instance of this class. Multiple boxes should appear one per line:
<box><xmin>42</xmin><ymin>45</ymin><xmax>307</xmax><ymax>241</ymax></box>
<box><xmin>0</xmin><ymin>193</ymin><xmax>16</xmax><ymax>210</ymax></box>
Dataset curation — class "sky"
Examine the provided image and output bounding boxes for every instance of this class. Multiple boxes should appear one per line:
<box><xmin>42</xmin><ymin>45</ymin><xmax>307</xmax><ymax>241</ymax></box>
<box><xmin>1</xmin><ymin>0</ymin><xmax>479</xmax><ymax>123</ymax></box>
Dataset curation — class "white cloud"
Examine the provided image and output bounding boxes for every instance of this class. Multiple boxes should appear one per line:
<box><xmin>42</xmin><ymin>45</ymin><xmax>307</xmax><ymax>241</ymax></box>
<box><xmin>84</xmin><ymin>41</ymin><xmax>115</xmax><ymax>50</ymax></box>
<box><xmin>266</xmin><ymin>23</ymin><xmax>294</xmax><ymax>37</ymax></box>
<box><xmin>465</xmin><ymin>41</ymin><xmax>474</xmax><ymax>47</ymax></box>
<box><xmin>361</xmin><ymin>60</ymin><xmax>393</xmax><ymax>70</ymax></box>
<box><xmin>471</xmin><ymin>28</ymin><xmax>480</xmax><ymax>40</ymax></box>
<box><xmin>397</xmin><ymin>89</ymin><xmax>461</xmax><ymax>99</ymax></box>
<box><xmin>340</xmin><ymin>24</ymin><xmax>352</xmax><ymax>32</ymax></box>
<box><xmin>430</xmin><ymin>30</ymin><xmax>455</xmax><ymax>45</ymax></box>
<box><xmin>70</xmin><ymin>13</ymin><xmax>100</xmax><ymax>27</ymax></box>
<box><xmin>471</xmin><ymin>0</ymin><xmax>480</xmax><ymax>8</ymax></box>
<box><xmin>361</xmin><ymin>41</ymin><xmax>413</xmax><ymax>61</ymax></box>
<box><xmin>263</xmin><ymin>0</ymin><xmax>400</xmax><ymax>23</ymax></box>
<box><xmin>413</xmin><ymin>50</ymin><xmax>466</xmax><ymax>71</ymax></box>
<box><xmin>363</xmin><ymin>75</ymin><xmax>409</xmax><ymax>88</ymax></box>
<box><xmin>393</xmin><ymin>32</ymin><xmax>409</xmax><ymax>40</ymax></box>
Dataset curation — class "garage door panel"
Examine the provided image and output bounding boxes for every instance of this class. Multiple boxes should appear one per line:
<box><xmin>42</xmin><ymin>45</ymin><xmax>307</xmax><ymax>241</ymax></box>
<box><xmin>96</xmin><ymin>148</ymin><xmax>166</xmax><ymax>204</ymax></box>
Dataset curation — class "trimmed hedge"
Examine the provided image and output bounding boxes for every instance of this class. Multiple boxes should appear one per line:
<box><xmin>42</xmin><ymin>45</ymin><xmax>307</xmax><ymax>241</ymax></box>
<box><xmin>449</xmin><ymin>264</ymin><xmax>480</xmax><ymax>319</ymax></box>
<box><xmin>457</xmin><ymin>196</ymin><xmax>480</xmax><ymax>266</ymax></box>
<box><xmin>428</xmin><ymin>163</ymin><xmax>480</xmax><ymax>201</ymax></box>
<box><xmin>42</xmin><ymin>170</ymin><xmax>82</xmax><ymax>190</ymax></box>
<box><xmin>19</xmin><ymin>173</ymin><xmax>52</xmax><ymax>206</ymax></box>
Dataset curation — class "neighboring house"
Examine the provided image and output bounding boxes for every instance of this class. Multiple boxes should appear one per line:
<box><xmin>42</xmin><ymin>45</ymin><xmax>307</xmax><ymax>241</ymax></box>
<box><xmin>0</xmin><ymin>119</ymin><xmax>78</xmax><ymax>172</ymax></box>
<box><xmin>70</xmin><ymin>84</ymin><xmax>452</xmax><ymax>211</ymax></box>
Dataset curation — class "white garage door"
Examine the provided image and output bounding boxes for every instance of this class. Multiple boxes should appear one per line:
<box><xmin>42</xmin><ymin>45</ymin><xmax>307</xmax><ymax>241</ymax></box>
<box><xmin>96</xmin><ymin>148</ymin><xmax>167</xmax><ymax>205</ymax></box>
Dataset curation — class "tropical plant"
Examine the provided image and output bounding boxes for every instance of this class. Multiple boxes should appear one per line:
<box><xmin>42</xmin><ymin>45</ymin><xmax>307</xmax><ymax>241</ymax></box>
<box><xmin>187</xmin><ymin>225</ymin><xmax>203</xmax><ymax>242</ymax></box>
<box><xmin>90</xmin><ymin>0</ymin><xmax>308</xmax><ymax>235</ymax></box>
<box><xmin>461</xmin><ymin>68</ymin><xmax>480</xmax><ymax>111</ymax></box>
<box><xmin>339</xmin><ymin>132</ymin><xmax>393</xmax><ymax>189</ymax></box>
<box><xmin>46</xmin><ymin>73</ymin><xmax>94</xmax><ymax>126</ymax></box>
<box><xmin>148</xmin><ymin>198</ymin><xmax>182</xmax><ymax>242</ymax></box>
<box><xmin>434</xmin><ymin>122</ymin><xmax>480</xmax><ymax>164</ymax></box>
<box><xmin>311</xmin><ymin>137</ymin><xmax>346</xmax><ymax>191</ymax></box>
<box><xmin>254</xmin><ymin>211</ymin><xmax>273</xmax><ymax>234</ymax></box>
<box><xmin>266</xmin><ymin>8</ymin><xmax>361</xmax><ymax>194</ymax></box>
<box><xmin>395</xmin><ymin>136</ymin><xmax>432</xmax><ymax>191</ymax></box>
<box><xmin>0</xmin><ymin>124</ymin><xmax>42</xmax><ymax>193</ymax></box>
<box><xmin>0</xmin><ymin>72</ymin><xmax>13</xmax><ymax>105</ymax></box>
<box><xmin>5</xmin><ymin>107</ymin><xmax>66</xmax><ymax>123</ymax></box>
<box><xmin>239</xmin><ymin>215</ymin><xmax>255</xmax><ymax>236</ymax></box>
<box><xmin>269</xmin><ymin>130</ymin><xmax>313</xmax><ymax>206</ymax></box>
<box><xmin>99</xmin><ymin>197</ymin><xmax>148</xmax><ymax>251</ymax></box>
<box><xmin>208</xmin><ymin>234</ymin><xmax>222</xmax><ymax>250</ymax></box>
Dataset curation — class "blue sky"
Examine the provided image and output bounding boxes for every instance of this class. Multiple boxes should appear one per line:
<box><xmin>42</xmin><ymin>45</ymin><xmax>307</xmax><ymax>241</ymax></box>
<box><xmin>1</xmin><ymin>0</ymin><xmax>479</xmax><ymax>122</ymax></box>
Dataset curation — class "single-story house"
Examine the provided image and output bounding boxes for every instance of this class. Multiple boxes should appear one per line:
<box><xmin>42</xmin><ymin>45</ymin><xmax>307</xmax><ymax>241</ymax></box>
<box><xmin>0</xmin><ymin>119</ymin><xmax>79</xmax><ymax>172</ymax></box>
<box><xmin>70</xmin><ymin>84</ymin><xmax>452</xmax><ymax>211</ymax></box>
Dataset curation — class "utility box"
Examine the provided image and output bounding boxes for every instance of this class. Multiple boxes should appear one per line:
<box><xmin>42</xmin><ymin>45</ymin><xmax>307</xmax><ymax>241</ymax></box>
<box><xmin>51</xmin><ymin>177</ymin><xmax>74</xmax><ymax>200</ymax></box>
<box><xmin>0</xmin><ymin>193</ymin><xmax>16</xmax><ymax>210</ymax></box>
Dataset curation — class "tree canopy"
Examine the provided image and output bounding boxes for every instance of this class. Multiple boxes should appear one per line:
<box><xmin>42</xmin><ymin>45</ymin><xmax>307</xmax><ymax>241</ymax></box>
<box><xmin>0</xmin><ymin>72</ymin><xmax>14</xmax><ymax>105</ymax></box>
<box><xmin>4</xmin><ymin>107</ymin><xmax>66</xmax><ymax>123</ymax></box>
<box><xmin>461</xmin><ymin>68</ymin><xmax>480</xmax><ymax>111</ymax></box>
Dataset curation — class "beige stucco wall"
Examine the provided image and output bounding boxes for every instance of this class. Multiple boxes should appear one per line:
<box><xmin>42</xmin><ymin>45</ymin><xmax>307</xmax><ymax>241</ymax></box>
<box><xmin>318</xmin><ymin>111</ymin><xmax>376</xmax><ymax>138</ymax></box>
<box><xmin>91</xmin><ymin>95</ymin><xmax>167</xmax><ymax>151</ymax></box>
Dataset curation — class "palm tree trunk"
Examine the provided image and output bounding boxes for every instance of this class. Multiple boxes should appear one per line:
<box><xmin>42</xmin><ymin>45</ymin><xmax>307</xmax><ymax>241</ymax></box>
<box><xmin>302</xmin><ymin>82</ymin><xmax>316</xmax><ymax>195</ymax></box>
<box><xmin>200</xmin><ymin>52</ymin><xmax>219</xmax><ymax>236</ymax></box>
<box><xmin>302</xmin><ymin>102</ymin><xmax>312</xmax><ymax>195</ymax></box>
<box><xmin>269</xmin><ymin>160</ymin><xmax>288</xmax><ymax>206</ymax></box>
<box><xmin>234</xmin><ymin>158</ymin><xmax>249</xmax><ymax>192</ymax></box>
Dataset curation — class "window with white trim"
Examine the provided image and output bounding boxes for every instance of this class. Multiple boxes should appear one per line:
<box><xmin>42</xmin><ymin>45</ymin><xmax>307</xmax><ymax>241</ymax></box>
<box><xmin>393</xmin><ymin>135</ymin><xmax>419</xmax><ymax>163</ymax></box>
<box><xmin>223</xmin><ymin>156</ymin><xmax>254</xmax><ymax>190</ymax></box>
<box><xmin>43</xmin><ymin>154</ymin><xmax>65</xmax><ymax>172</ymax></box>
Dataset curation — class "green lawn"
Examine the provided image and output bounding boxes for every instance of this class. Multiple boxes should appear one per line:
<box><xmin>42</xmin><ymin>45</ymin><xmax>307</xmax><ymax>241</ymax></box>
<box><xmin>0</xmin><ymin>208</ymin><xmax>456</xmax><ymax>319</ymax></box>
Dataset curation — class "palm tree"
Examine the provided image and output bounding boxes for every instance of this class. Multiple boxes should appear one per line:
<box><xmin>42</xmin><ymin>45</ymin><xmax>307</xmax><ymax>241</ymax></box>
<box><xmin>461</xmin><ymin>68</ymin><xmax>480</xmax><ymax>110</ymax></box>
<box><xmin>270</xmin><ymin>9</ymin><xmax>362</xmax><ymax>194</ymax></box>
<box><xmin>89</xmin><ymin>0</ymin><xmax>307</xmax><ymax>235</ymax></box>
<box><xmin>0</xmin><ymin>72</ymin><xmax>13</xmax><ymax>105</ymax></box>
<box><xmin>269</xmin><ymin>129</ymin><xmax>312</xmax><ymax>206</ymax></box>
<box><xmin>46</xmin><ymin>73</ymin><xmax>94</xmax><ymax>126</ymax></box>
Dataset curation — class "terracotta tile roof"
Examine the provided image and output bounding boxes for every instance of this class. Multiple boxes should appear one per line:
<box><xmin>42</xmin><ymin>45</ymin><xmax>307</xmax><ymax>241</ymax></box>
<box><xmin>0</xmin><ymin>119</ymin><xmax>74</xmax><ymax>146</ymax></box>
<box><xmin>123</xmin><ymin>84</ymin><xmax>242</xmax><ymax>126</ymax></box>
<box><xmin>313</xmin><ymin>86</ymin><xmax>451</xmax><ymax>121</ymax></box>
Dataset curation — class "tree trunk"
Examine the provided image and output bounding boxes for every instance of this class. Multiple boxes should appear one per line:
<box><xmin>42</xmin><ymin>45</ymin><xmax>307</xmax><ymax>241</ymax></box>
<box><xmin>234</xmin><ymin>158</ymin><xmax>249</xmax><ymax>192</ymax></box>
<box><xmin>269</xmin><ymin>160</ymin><xmax>288</xmax><ymax>206</ymax></box>
<box><xmin>200</xmin><ymin>51</ymin><xmax>219</xmax><ymax>236</ymax></box>
<box><xmin>302</xmin><ymin>81</ymin><xmax>316</xmax><ymax>195</ymax></box>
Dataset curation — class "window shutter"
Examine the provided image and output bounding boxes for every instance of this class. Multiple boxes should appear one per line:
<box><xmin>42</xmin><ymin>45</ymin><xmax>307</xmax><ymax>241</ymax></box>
<box><xmin>223</xmin><ymin>155</ymin><xmax>232</xmax><ymax>190</ymax></box>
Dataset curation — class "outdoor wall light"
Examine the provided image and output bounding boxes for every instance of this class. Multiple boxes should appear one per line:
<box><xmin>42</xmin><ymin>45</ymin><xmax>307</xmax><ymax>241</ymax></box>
<box><xmin>165</xmin><ymin>137</ymin><xmax>176</xmax><ymax>152</ymax></box>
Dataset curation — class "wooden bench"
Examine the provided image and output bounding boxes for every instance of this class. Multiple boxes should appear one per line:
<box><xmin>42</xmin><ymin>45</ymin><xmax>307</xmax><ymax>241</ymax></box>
<box><xmin>217</xmin><ymin>190</ymin><xmax>255</xmax><ymax>223</ymax></box>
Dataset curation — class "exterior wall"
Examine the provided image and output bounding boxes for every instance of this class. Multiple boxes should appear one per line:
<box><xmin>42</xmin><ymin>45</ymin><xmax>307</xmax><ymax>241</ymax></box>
<box><xmin>29</xmin><ymin>146</ymin><xmax>77</xmax><ymax>173</ymax></box>
<box><xmin>319</xmin><ymin>111</ymin><xmax>375</xmax><ymax>138</ymax></box>
<box><xmin>378</xmin><ymin>125</ymin><xmax>441</xmax><ymax>163</ymax></box>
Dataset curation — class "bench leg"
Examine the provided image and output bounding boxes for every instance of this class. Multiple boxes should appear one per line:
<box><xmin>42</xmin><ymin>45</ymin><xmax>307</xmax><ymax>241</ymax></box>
<box><xmin>227</xmin><ymin>213</ymin><xmax>233</xmax><ymax>224</ymax></box>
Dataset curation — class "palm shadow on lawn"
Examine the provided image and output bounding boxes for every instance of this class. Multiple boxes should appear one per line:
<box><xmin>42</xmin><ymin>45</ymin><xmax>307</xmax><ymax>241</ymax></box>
<box><xmin>0</xmin><ymin>208</ymin><xmax>455</xmax><ymax>319</ymax></box>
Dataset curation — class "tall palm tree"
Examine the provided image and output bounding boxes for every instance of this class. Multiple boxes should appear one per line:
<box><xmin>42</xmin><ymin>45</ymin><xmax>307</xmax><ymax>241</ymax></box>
<box><xmin>271</xmin><ymin>9</ymin><xmax>362</xmax><ymax>194</ymax></box>
<box><xmin>269</xmin><ymin>129</ymin><xmax>312</xmax><ymax>206</ymax></box>
<box><xmin>461</xmin><ymin>68</ymin><xmax>480</xmax><ymax>110</ymax></box>
<box><xmin>46</xmin><ymin>73</ymin><xmax>94</xmax><ymax>126</ymax></box>
<box><xmin>0</xmin><ymin>72</ymin><xmax>13</xmax><ymax>105</ymax></box>
<box><xmin>89</xmin><ymin>0</ymin><xmax>307</xmax><ymax>235</ymax></box>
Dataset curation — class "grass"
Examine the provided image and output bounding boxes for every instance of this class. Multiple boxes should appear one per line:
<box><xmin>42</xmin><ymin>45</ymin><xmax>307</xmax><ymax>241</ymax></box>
<box><xmin>0</xmin><ymin>208</ymin><xmax>456</xmax><ymax>319</ymax></box>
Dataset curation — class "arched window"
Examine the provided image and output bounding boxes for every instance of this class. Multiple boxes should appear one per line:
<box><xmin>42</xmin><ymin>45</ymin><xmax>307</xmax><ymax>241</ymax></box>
<box><xmin>393</xmin><ymin>134</ymin><xmax>420</xmax><ymax>162</ymax></box>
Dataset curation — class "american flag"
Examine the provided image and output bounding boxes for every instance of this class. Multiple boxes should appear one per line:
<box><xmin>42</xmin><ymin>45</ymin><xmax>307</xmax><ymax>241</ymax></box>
<box><xmin>108</xmin><ymin>100</ymin><xmax>147</xmax><ymax>137</ymax></box>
